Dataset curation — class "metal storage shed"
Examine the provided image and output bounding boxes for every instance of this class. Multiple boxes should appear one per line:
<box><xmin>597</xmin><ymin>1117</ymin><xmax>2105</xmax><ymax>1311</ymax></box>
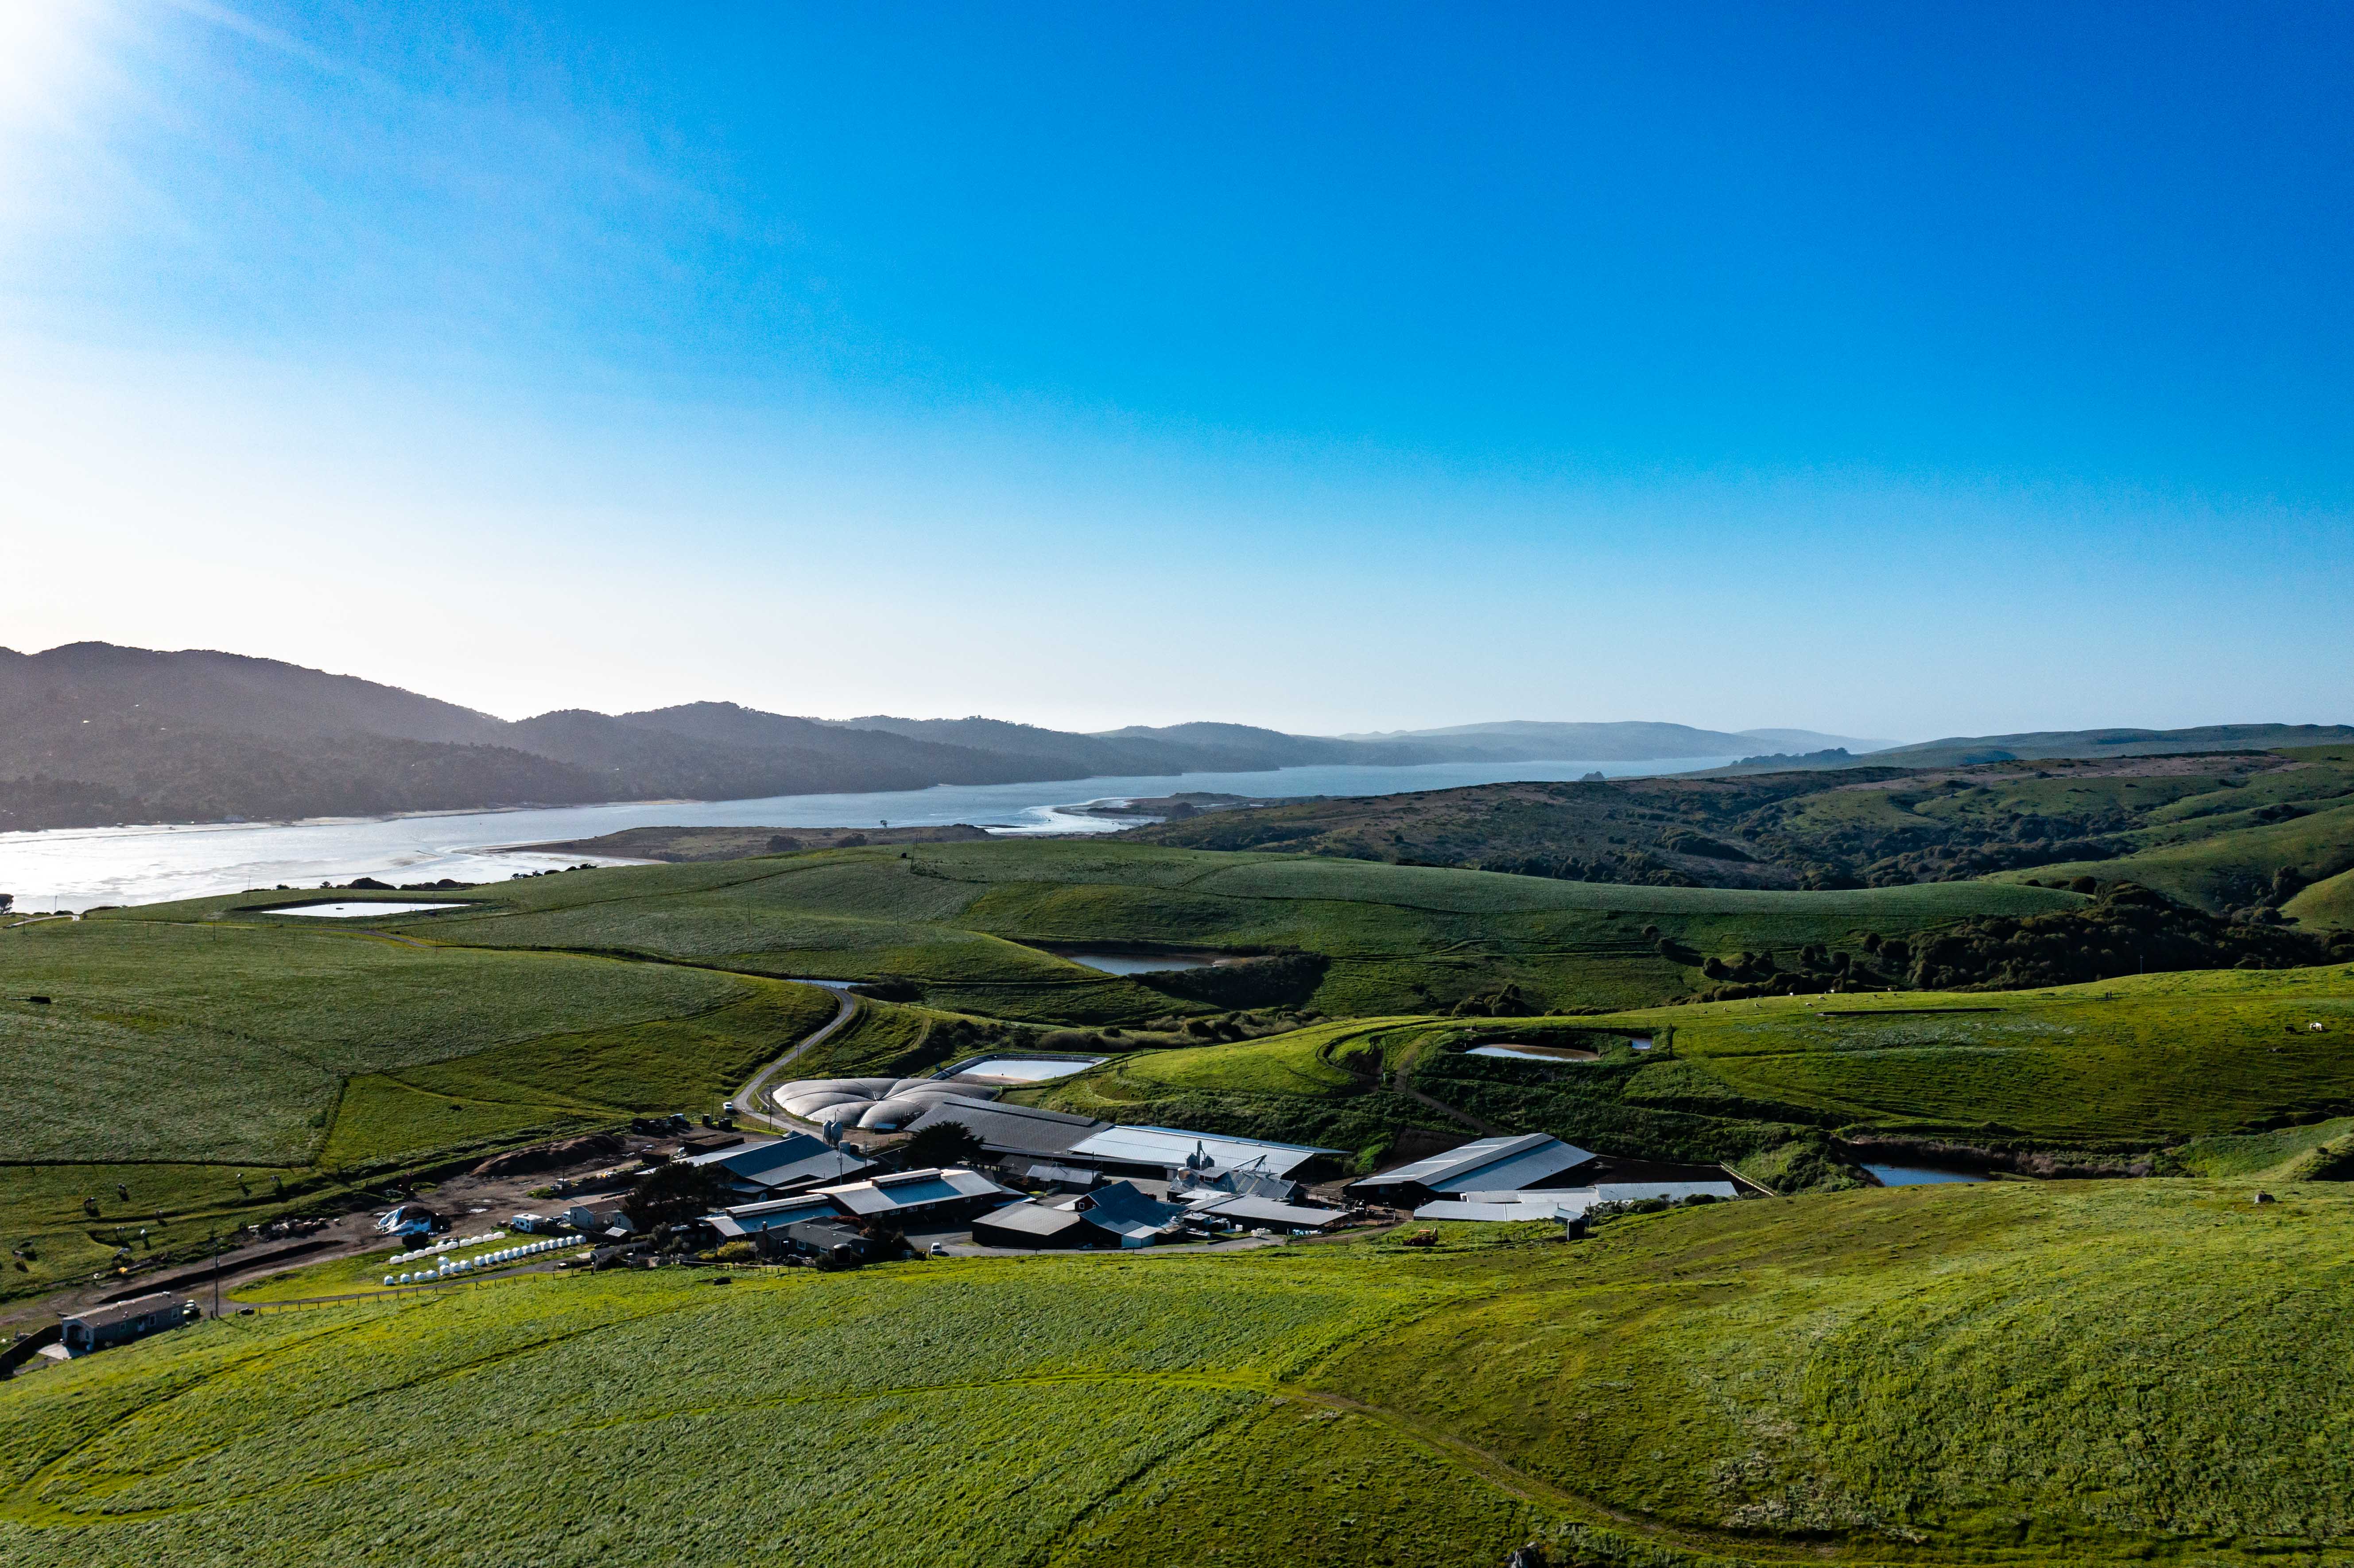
<box><xmin>812</xmin><ymin>1167</ymin><xmax>1011</xmax><ymax>1222</ymax></box>
<box><xmin>1064</xmin><ymin>1126</ymin><xmax>1342</xmax><ymax>1180</ymax></box>
<box><xmin>683</xmin><ymin>1134</ymin><xmax>877</xmax><ymax>1197</ymax></box>
<box><xmin>970</xmin><ymin>1200</ymin><xmax>1122</xmax><ymax>1251</ymax></box>
<box><xmin>900</xmin><ymin>1100</ymin><xmax>1109</xmax><ymax>1159</ymax></box>
<box><xmin>1347</xmin><ymin>1133</ymin><xmax>1597</xmax><ymax>1205</ymax></box>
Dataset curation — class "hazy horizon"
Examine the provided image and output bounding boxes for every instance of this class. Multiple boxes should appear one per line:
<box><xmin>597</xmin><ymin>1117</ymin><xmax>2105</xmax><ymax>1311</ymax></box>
<box><xmin>4</xmin><ymin>4</ymin><xmax>2349</xmax><ymax>736</ymax></box>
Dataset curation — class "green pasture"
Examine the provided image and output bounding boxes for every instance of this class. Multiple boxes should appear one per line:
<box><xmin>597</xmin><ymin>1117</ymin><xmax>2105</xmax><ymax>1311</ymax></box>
<box><xmin>1593</xmin><ymin>964</ymin><xmax>2354</xmax><ymax>1148</ymax></box>
<box><xmin>6</xmin><ymin>1181</ymin><xmax>2354</xmax><ymax>1566</ymax></box>
<box><xmin>132</xmin><ymin>840</ymin><xmax>2086</xmax><ymax>1021</ymax></box>
<box><xmin>0</xmin><ymin>918</ymin><xmax>748</xmax><ymax>1166</ymax></box>
<box><xmin>0</xmin><ymin>914</ymin><xmax>838</xmax><ymax>1303</ymax></box>
<box><xmin>1029</xmin><ymin>965</ymin><xmax>2354</xmax><ymax>1169</ymax></box>
<box><xmin>2287</xmin><ymin>866</ymin><xmax>2354</xmax><ymax>929</ymax></box>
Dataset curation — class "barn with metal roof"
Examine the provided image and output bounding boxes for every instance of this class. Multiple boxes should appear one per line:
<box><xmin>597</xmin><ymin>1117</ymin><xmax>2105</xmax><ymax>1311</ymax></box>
<box><xmin>1347</xmin><ymin>1133</ymin><xmax>1597</xmax><ymax>1205</ymax></box>
<box><xmin>683</xmin><ymin>1134</ymin><xmax>877</xmax><ymax>1197</ymax></box>
<box><xmin>900</xmin><ymin>1099</ymin><xmax>1108</xmax><ymax>1158</ymax></box>
<box><xmin>1064</xmin><ymin>1125</ymin><xmax>1342</xmax><ymax>1181</ymax></box>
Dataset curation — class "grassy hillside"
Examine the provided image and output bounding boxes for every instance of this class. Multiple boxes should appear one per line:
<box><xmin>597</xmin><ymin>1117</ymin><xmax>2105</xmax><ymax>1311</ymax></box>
<box><xmin>5</xmin><ymin>1181</ymin><xmax>2353</xmax><ymax>1567</ymax></box>
<box><xmin>0</xmin><ymin>914</ymin><xmax>837</xmax><ymax>1301</ymax></box>
<box><xmin>128</xmin><ymin>840</ymin><xmax>2078</xmax><ymax>1021</ymax></box>
<box><xmin>1614</xmin><ymin>964</ymin><xmax>2354</xmax><ymax>1150</ymax></box>
<box><xmin>2287</xmin><ymin>866</ymin><xmax>2354</xmax><ymax>929</ymax></box>
<box><xmin>1029</xmin><ymin>965</ymin><xmax>2354</xmax><ymax>1170</ymax></box>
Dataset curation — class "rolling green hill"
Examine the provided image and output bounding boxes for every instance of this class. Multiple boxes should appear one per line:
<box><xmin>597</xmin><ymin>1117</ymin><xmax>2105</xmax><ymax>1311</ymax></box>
<box><xmin>1028</xmin><ymin>965</ymin><xmax>2354</xmax><ymax>1174</ymax></box>
<box><xmin>1128</xmin><ymin>748</ymin><xmax>2354</xmax><ymax>925</ymax></box>
<box><xmin>5</xmin><ymin>1180</ymin><xmax>2352</xmax><ymax>1567</ymax></box>
<box><xmin>123</xmin><ymin>840</ymin><xmax>2082</xmax><ymax>1022</ymax></box>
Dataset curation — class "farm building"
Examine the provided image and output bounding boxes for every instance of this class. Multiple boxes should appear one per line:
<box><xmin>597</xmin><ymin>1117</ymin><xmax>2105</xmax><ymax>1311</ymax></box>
<box><xmin>706</xmin><ymin>1193</ymin><xmax>840</xmax><ymax>1243</ymax></box>
<box><xmin>811</xmin><ymin>1167</ymin><xmax>1011</xmax><ymax>1226</ymax></box>
<box><xmin>558</xmin><ymin>1204</ymin><xmax>635</xmax><ymax>1239</ymax></box>
<box><xmin>1169</xmin><ymin>1154</ymin><xmax>1303</xmax><ymax>1204</ymax></box>
<box><xmin>1347</xmin><ymin>1133</ymin><xmax>1598</xmax><ymax>1206</ymax></box>
<box><xmin>768</xmin><ymin>1075</ymin><xmax>997</xmax><ymax>1132</ymax></box>
<box><xmin>1063</xmin><ymin>1125</ymin><xmax>1343</xmax><ymax>1182</ymax></box>
<box><xmin>682</xmin><ymin>1133</ymin><xmax>878</xmax><ymax>1198</ymax></box>
<box><xmin>900</xmin><ymin>1099</ymin><xmax>1108</xmax><ymax>1160</ymax></box>
<box><xmin>59</xmin><ymin>1293</ymin><xmax>194</xmax><ymax>1356</ymax></box>
<box><xmin>1022</xmin><ymin>1161</ymin><xmax>1100</xmax><ymax>1190</ymax></box>
<box><xmin>1184</xmin><ymin>1192</ymin><xmax>1351</xmax><ymax>1233</ymax></box>
<box><xmin>1413</xmin><ymin>1180</ymin><xmax>1740</xmax><ymax>1222</ymax></box>
<box><xmin>971</xmin><ymin>1180</ymin><xmax>1189</xmax><ymax>1251</ymax></box>
<box><xmin>780</xmin><ymin>1219</ymin><xmax>878</xmax><ymax>1266</ymax></box>
<box><xmin>969</xmin><ymin>1200</ymin><xmax>1115</xmax><ymax>1250</ymax></box>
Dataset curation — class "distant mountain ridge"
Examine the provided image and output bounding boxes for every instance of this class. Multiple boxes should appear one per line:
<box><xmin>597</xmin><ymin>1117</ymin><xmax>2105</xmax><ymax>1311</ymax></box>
<box><xmin>1336</xmin><ymin>720</ymin><xmax>1892</xmax><ymax>758</ymax></box>
<box><xmin>0</xmin><ymin>642</ymin><xmax>2339</xmax><ymax>832</ymax></box>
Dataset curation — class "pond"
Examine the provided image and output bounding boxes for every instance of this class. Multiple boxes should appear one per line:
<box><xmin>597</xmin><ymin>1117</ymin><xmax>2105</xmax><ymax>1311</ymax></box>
<box><xmin>263</xmin><ymin>901</ymin><xmax>477</xmax><ymax>918</ymax></box>
<box><xmin>1467</xmin><ymin>1043</ymin><xmax>1597</xmax><ymax>1062</ymax></box>
<box><xmin>949</xmin><ymin>1057</ymin><xmax>1106</xmax><ymax>1083</ymax></box>
<box><xmin>1864</xmin><ymin>1164</ymin><xmax>1987</xmax><ymax>1186</ymax></box>
<box><xmin>1053</xmin><ymin>951</ymin><xmax>1224</xmax><ymax>976</ymax></box>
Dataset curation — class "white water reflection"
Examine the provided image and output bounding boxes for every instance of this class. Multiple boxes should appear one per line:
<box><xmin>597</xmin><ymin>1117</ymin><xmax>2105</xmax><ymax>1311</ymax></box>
<box><xmin>0</xmin><ymin>755</ymin><xmax>1736</xmax><ymax>910</ymax></box>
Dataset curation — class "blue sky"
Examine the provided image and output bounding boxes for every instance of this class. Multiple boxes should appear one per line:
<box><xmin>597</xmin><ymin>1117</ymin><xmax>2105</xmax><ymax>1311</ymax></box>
<box><xmin>2</xmin><ymin>1</ymin><xmax>2348</xmax><ymax>737</ymax></box>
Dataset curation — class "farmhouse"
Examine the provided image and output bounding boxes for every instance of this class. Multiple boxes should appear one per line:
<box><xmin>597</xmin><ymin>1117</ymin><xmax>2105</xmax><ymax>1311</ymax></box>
<box><xmin>59</xmin><ymin>1293</ymin><xmax>194</xmax><ymax>1356</ymax></box>
<box><xmin>1347</xmin><ymin>1133</ymin><xmax>1599</xmax><ymax>1206</ymax></box>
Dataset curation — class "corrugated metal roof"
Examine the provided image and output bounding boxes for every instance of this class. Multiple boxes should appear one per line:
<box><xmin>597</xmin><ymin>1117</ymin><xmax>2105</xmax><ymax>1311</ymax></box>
<box><xmin>685</xmin><ymin>1134</ymin><xmax>873</xmax><ymax>1192</ymax></box>
<box><xmin>61</xmin><ymin>1292</ymin><xmax>184</xmax><ymax>1332</ymax></box>
<box><xmin>1415</xmin><ymin>1181</ymin><xmax>1740</xmax><ymax>1220</ymax></box>
<box><xmin>1348</xmin><ymin>1133</ymin><xmax>1595</xmax><ymax>1193</ymax></box>
<box><xmin>1066</xmin><ymin>1125</ymin><xmax>1341</xmax><ymax>1177</ymax></box>
<box><xmin>1594</xmin><ymin>1181</ymin><xmax>1737</xmax><ymax>1204</ymax></box>
<box><xmin>1188</xmin><ymin>1194</ymin><xmax>1350</xmax><ymax>1229</ymax></box>
<box><xmin>710</xmin><ymin>1194</ymin><xmax>842</xmax><ymax>1236</ymax></box>
<box><xmin>903</xmin><ymin>1099</ymin><xmax>1107</xmax><ymax>1156</ymax></box>
<box><xmin>1419</xmin><ymin>1191</ymin><xmax>1594</xmax><ymax>1220</ymax></box>
<box><xmin>815</xmin><ymin>1166</ymin><xmax>1007</xmax><ymax>1216</ymax></box>
<box><xmin>971</xmin><ymin>1200</ymin><xmax>1100</xmax><ymax>1242</ymax></box>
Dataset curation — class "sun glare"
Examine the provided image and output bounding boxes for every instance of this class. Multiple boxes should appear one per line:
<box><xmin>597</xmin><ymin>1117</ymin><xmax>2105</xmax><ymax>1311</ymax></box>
<box><xmin>0</xmin><ymin>1</ymin><xmax>98</xmax><ymax>126</ymax></box>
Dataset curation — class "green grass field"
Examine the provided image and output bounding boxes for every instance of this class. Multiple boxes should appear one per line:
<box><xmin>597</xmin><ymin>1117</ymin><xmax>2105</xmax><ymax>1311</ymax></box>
<box><xmin>1025</xmin><ymin>965</ymin><xmax>2354</xmax><ymax>1171</ymax></box>
<box><xmin>5</xmin><ymin>1179</ymin><xmax>2351</xmax><ymax>1567</ymax></box>
<box><xmin>0</xmin><ymin>914</ymin><xmax>838</xmax><ymax>1303</ymax></box>
<box><xmin>1599</xmin><ymin>964</ymin><xmax>2354</xmax><ymax>1148</ymax></box>
<box><xmin>123</xmin><ymin>840</ymin><xmax>2084</xmax><ymax>1022</ymax></box>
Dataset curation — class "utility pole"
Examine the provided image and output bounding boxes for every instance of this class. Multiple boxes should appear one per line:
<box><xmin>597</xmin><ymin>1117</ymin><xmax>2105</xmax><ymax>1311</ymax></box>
<box><xmin>210</xmin><ymin>1228</ymin><xmax>220</xmax><ymax>1319</ymax></box>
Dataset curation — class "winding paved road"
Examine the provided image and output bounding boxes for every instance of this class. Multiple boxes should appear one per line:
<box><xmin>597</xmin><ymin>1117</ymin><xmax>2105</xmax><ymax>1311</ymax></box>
<box><xmin>730</xmin><ymin>983</ymin><xmax>861</xmax><ymax>1133</ymax></box>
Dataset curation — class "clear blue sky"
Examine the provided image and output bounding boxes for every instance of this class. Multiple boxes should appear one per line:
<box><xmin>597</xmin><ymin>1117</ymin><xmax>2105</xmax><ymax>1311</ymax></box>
<box><xmin>3</xmin><ymin>1</ymin><xmax>2348</xmax><ymax>737</ymax></box>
